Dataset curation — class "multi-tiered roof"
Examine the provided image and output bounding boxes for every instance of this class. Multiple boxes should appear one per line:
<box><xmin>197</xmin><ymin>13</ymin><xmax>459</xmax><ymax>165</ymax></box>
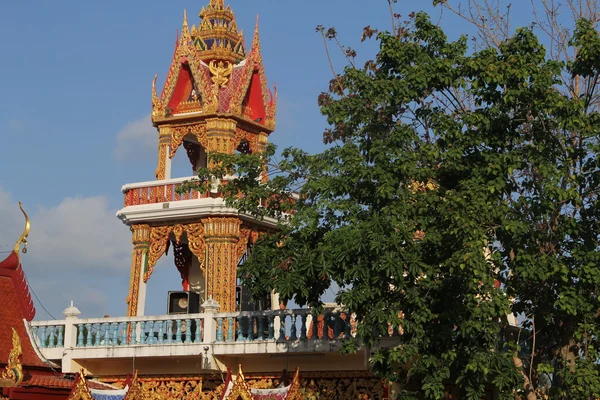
<box><xmin>151</xmin><ymin>0</ymin><xmax>276</xmax><ymax>132</ymax></box>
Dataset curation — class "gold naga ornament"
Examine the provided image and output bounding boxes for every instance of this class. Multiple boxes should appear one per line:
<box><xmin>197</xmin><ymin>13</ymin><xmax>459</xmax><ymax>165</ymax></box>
<box><xmin>0</xmin><ymin>328</ymin><xmax>24</xmax><ymax>388</ymax></box>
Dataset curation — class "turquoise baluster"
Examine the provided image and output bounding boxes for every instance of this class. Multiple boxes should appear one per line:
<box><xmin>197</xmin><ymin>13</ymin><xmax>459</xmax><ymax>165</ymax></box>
<box><xmin>139</xmin><ymin>321</ymin><xmax>145</xmax><ymax>344</ymax></box>
<box><xmin>236</xmin><ymin>315</ymin><xmax>244</xmax><ymax>341</ymax></box>
<box><xmin>175</xmin><ymin>320</ymin><xmax>182</xmax><ymax>343</ymax></box>
<box><xmin>300</xmin><ymin>314</ymin><xmax>307</xmax><ymax>340</ymax></box>
<box><xmin>268</xmin><ymin>315</ymin><xmax>275</xmax><ymax>339</ymax></box>
<box><xmin>195</xmin><ymin>319</ymin><xmax>201</xmax><ymax>343</ymax></box>
<box><xmin>257</xmin><ymin>316</ymin><xmax>264</xmax><ymax>340</ymax></box>
<box><xmin>247</xmin><ymin>316</ymin><xmax>255</xmax><ymax>341</ymax></box>
<box><xmin>47</xmin><ymin>327</ymin><xmax>55</xmax><ymax>348</ymax></box>
<box><xmin>76</xmin><ymin>326</ymin><xmax>83</xmax><ymax>348</ymax></box>
<box><xmin>184</xmin><ymin>319</ymin><xmax>192</xmax><ymax>344</ymax></box>
<box><xmin>166</xmin><ymin>321</ymin><xmax>173</xmax><ymax>344</ymax></box>
<box><xmin>130</xmin><ymin>323</ymin><xmax>137</xmax><ymax>345</ymax></box>
<box><xmin>101</xmin><ymin>323</ymin><xmax>109</xmax><ymax>345</ymax></box>
<box><xmin>92</xmin><ymin>324</ymin><xmax>99</xmax><ymax>346</ymax></box>
<box><xmin>58</xmin><ymin>325</ymin><xmax>65</xmax><ymax>347</ymax></box>
<box><xmin>216</xmin><ymin>318</ymin><xmax>224</xmax><ymax>342</ymax></box>
<box><xmin>57</xmin><ymin>326</ymin><xmax>64</xmax><ymax>347</ymax></box>
<box><xmin>278</xmin><ymin>315</ymin><xmax>286</xmax><ymax>341</ymax></box>
<box><xmin>85</xmin><ymin>324</ymin><xmax>92</xmax><ymax>347</ymax></box>
<box><xmin>121</xmin><ymin>323</ymin><xmax>128</xmax><ymax>345</ymax></box>
<box><xmin>157</xmin><ymin>321</ymin><xmax>164</xmax><ymax>344</ymax></box>
<box><xmin>111</xmin><ymin>323</ymin><xmax>118</xmax><ymax>345</ymax></box>
<box><xmin>149</xmin><ymin>321</ymin><xmax>156</xmax><ymax>345</ymax></box>
<box><xmin>290</xmin><ymin>314</ymin><xmax>298</xmax><ymax>341</ymax></box>
<box><xmin>227</xmin><ymin>318</ymin><xmax>234</xmax><ymax>342</ymax></box>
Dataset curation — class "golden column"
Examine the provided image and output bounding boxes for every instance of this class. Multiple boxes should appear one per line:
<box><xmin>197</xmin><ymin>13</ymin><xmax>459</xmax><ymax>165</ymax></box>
<box><xmin>202</xmin><ymin>217</ymin><xmax>242</xmax><ymax>311</ymax></box>
<box><xmin>205</xmin><ymin>117</ymin><xmax>237</xmax><ymax>156</ymax></box>
<box><xmin>126</xmin><ymin>224</ymin><xmax>150</xmax><ymax>317</ymax></box>
<box><xmin>155</xmin><ymin>126</ymin><xmax>171</xmax><ymax>180</ymax></box>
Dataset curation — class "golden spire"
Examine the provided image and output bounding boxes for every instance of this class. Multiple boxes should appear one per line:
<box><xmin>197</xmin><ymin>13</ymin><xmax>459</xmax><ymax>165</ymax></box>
<box><xmin>194</xmin><ymin>0</ymin><xmax>246</xmax><ymax>64</ymax></box>
<box><xmin>209</xmin><ymin>0</ymin><xmax>225</xmax><ymax>9</ymax></box>
<box><xmin>13</xmin><ymin>202</ymin><xmax>30</xmax><ymax>254</ymax></box>
<box><xmin>250</xmin><ymin>15</ymin><xmax>261</xmax><ymax>54</ymax></box>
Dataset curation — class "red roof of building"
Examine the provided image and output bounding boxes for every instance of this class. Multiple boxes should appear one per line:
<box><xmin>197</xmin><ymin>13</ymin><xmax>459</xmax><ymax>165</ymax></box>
<box><xmin>0</xmin><ymin>250</ymin><xmax>46</xmax><ymax>369</ymax></box>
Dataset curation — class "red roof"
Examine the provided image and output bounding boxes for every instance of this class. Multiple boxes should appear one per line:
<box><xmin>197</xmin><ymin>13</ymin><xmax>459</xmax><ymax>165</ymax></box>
<box><xmin>23</xmin><ymin>373</ymin><xmax>115</xmax><ymax>390</ymax></box>
<box><xmin>0</xmin><ymin>250</ymin><xmax>46</xmax><ymax>368</ymax></box>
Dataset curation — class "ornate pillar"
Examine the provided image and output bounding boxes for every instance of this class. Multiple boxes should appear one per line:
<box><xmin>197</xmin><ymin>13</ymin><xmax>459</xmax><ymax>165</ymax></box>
<box><xmin>126</xmin><ymin>224</ymin><xmax>150</xmax><ymax>317</ymax></box>
<box><xmin>205</xmin><ymin>118</ymin><xmax>237</xmax><ymax>157</ymax></box>
<box><xmin>155</xmin><ymin>127</ymin><xmax>172</xmax><ymax>180</ymax></box>
<box><xmin>202</xmin><ymin>217</ymin><xmax>242</xmax><ymax>311</ymax></box>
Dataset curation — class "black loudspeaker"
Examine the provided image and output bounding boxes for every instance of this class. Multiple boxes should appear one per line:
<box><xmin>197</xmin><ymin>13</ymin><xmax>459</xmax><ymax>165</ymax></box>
<box><xmin>167</xmin><ymin>291</ymin><xmax>200</xmax><ymax>315</ymax></box>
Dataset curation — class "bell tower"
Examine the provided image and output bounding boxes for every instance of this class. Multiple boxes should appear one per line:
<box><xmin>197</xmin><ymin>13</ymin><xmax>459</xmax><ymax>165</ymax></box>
<box><xmin>117</xmin><ymin>0</ymin><xmax>277</xmax><ymax>316</ymax></box>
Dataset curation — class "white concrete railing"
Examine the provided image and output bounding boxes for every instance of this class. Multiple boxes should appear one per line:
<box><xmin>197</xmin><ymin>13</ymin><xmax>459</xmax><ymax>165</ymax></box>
<box><xmin>29</xmin><ymin>309</ymin><xmax>358</xmax><ymax>356</ymax></box>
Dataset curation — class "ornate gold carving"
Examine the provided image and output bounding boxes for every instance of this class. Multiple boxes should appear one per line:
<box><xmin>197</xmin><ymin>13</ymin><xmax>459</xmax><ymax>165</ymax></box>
<box><xmin>194</xmin><ymin>1</ymin><xmax>246</xmax><ymax>64</ymax></box>
<box><xmin>156</xmin><ymin>142</ymin><xmax>168</xmax><ymax>180</ymax></box>
<box><xmin>224</xmin><ymin>365</ymin><xmax>254</xmax><ymax>400</ymax></box>
<box><xmin>266</xmin><ymin>83</ymin><xmax>277</xmax><ymax>131</ymax></box>
<box><xmin>123</xmin><ymin>371</ymin><xmax>144</xmax><ymax>400</ymax></box>
<box><xmin>229</xmin><ymin>21</ymin><xmax>271</xmax><ymax>128</ymax></box>
<box><xmin>202</xmin><ymin>218</ymin><xmax>241</xmax><ymax>311</ymax></box>
<box><xmin>170</xmin><ymin>124</ymin><xmax>207</xmax><ymax>158</ymax></box>
<box><xmin>209</xmin><ymin>60</ymin><xmax>233</xmax><ymax>88</ymax></box>
<box><xmin>126</xmin><ymin>224</ymin><xmax>150</xmax><ymax>317</ymax></box>
<box><xmin>102</xmin><ymin>375</ymin><xmax>212</xmax><ymax>400</ymax></box>
<box><xmin>145</xmin><ymin>223</ymin><xmax>206</xmax><ymax>282</ymax></box>
<box><xmin>177</xmin><ymin>99</ymin><xmax>203</xmax><ymax>114</ymax></box>
<box><xmin>101</xmin><ymin>371</ymin><xmax>383</xmax><ymax>400</ymax></box>
<box><xmin>180</xmin><ymin>9</ymin><xmax>191</xmax><ymax>43</ymax></box>
<box><xmin>145</xmin><ymin>225</ymin><xmax>171</xmax><ymax>282</ymax></box>
<box><xmin>67</xmin><ymin>371</ymin><xmax>94</xmax><ymax>400</ymax></box>
<box><xmin>236</xmin><ymin>228</ymin><xmax>251</xmax><ymax>261</ymax></box>
<box><xmin>0</xmin><ymin>328</ymin><xmax>23</xmax><ymax>388</ymax></box>
<box><xmin>151</xmin><ymin>74</ymin><xmax>163</xmax><ymax>121</ymax></box>
<box><xmin>14</xmin><ymin>202</ymin><xmax>30</xmax><ymax>254</ymax></box>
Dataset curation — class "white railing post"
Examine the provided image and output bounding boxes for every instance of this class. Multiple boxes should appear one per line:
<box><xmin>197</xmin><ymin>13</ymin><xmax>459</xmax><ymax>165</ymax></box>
<box><xmin>61</xmin><ymin>301</ymin><xmax>81</xmax><ymax>373</ymax></box>
<box><xmin>201</xmin><ymin>298</ymin><xmax>220</xmax><ymax>343</ymax></box>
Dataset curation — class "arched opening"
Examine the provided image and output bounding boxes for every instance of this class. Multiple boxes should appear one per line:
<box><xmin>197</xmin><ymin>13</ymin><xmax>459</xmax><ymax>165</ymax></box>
<box><xmin>144</xmin><ymin>232</ymin><xmax>206</xmax><ymax>315</ymax></box>
<box><xmin>170</xmin><ymin>134</ymin><xmax>208</xmax><ymax>179</ymax></box>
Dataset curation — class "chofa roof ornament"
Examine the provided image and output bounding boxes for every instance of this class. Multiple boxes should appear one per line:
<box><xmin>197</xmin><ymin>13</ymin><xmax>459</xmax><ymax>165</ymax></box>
<box><xmin>14</xmin><ymin>202</ymin><xmax>30</xmax><ymax>255</ymax></box>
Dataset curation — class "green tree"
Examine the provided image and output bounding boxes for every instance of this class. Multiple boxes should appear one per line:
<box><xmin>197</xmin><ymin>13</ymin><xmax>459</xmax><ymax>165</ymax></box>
<box><xmin>183</xmin><ymin>11</ymin><xmax>600</xmax><ymax>400</ymax></box>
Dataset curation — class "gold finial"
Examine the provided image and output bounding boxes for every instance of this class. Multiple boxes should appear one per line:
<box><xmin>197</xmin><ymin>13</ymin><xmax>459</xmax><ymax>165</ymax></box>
<box><xmin>195</xmin><ymin>0</ymin><xmax>245</xmax><ymax>63</ymax></box>
<box><xmin>209</xmin><ymin>0</ymin><xmax>225</xmax><ymax>9</ymax></box>
<box><xmin>1</xmin><ymin>328</ymin><xmax>23</xmax><ymax>387</ymax></box>
<box><xmin>14</xmin><ymin>202</ymin><xmax>30</xmax><ymax>254</ymax></box>
<box><xmin>250</xmin><ymin>15</ymin><xmax>261</xmax><ymax>55</ymax></box>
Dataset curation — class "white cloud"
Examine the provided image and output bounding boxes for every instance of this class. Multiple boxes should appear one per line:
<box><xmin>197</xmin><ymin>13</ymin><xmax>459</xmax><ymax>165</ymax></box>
<box><xmin>113</xmin><ymin>115</ymin><xmax>157</xmax><ymax>161</ymax></box>
<box><xmin>29</xmin><ymin>196</ymin><xmax>131</xmax><ymax>271</ymax></box>
<box><xmin>0</xmin><ymin>187</ymin><xmax>132</xmax><ymax>318</ymax></box>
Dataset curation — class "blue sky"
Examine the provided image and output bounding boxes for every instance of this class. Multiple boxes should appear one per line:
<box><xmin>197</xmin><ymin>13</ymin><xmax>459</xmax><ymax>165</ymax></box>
<box><xmin>0</xmin><ymin>0</ymin><xmax>535</xmax><ymax>319</ymax></box>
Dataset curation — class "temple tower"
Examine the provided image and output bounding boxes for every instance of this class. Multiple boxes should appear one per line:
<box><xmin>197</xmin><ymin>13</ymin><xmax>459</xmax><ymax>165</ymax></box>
<box><xmin>117</xmin><ymin>0</ymin><xmax>277</xmax><ymax>316</ymax></box>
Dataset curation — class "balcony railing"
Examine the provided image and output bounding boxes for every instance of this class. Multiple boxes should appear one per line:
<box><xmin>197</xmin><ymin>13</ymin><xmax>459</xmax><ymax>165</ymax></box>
<box><xmin>122</xmin><ymin>176</ymin><xmax>207</xmax><ymax>207</ymax></box>
<box><xmin>29</xmin><ymin>309</ymin><xmax>357</xmax><ymax>356</ymax></box>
